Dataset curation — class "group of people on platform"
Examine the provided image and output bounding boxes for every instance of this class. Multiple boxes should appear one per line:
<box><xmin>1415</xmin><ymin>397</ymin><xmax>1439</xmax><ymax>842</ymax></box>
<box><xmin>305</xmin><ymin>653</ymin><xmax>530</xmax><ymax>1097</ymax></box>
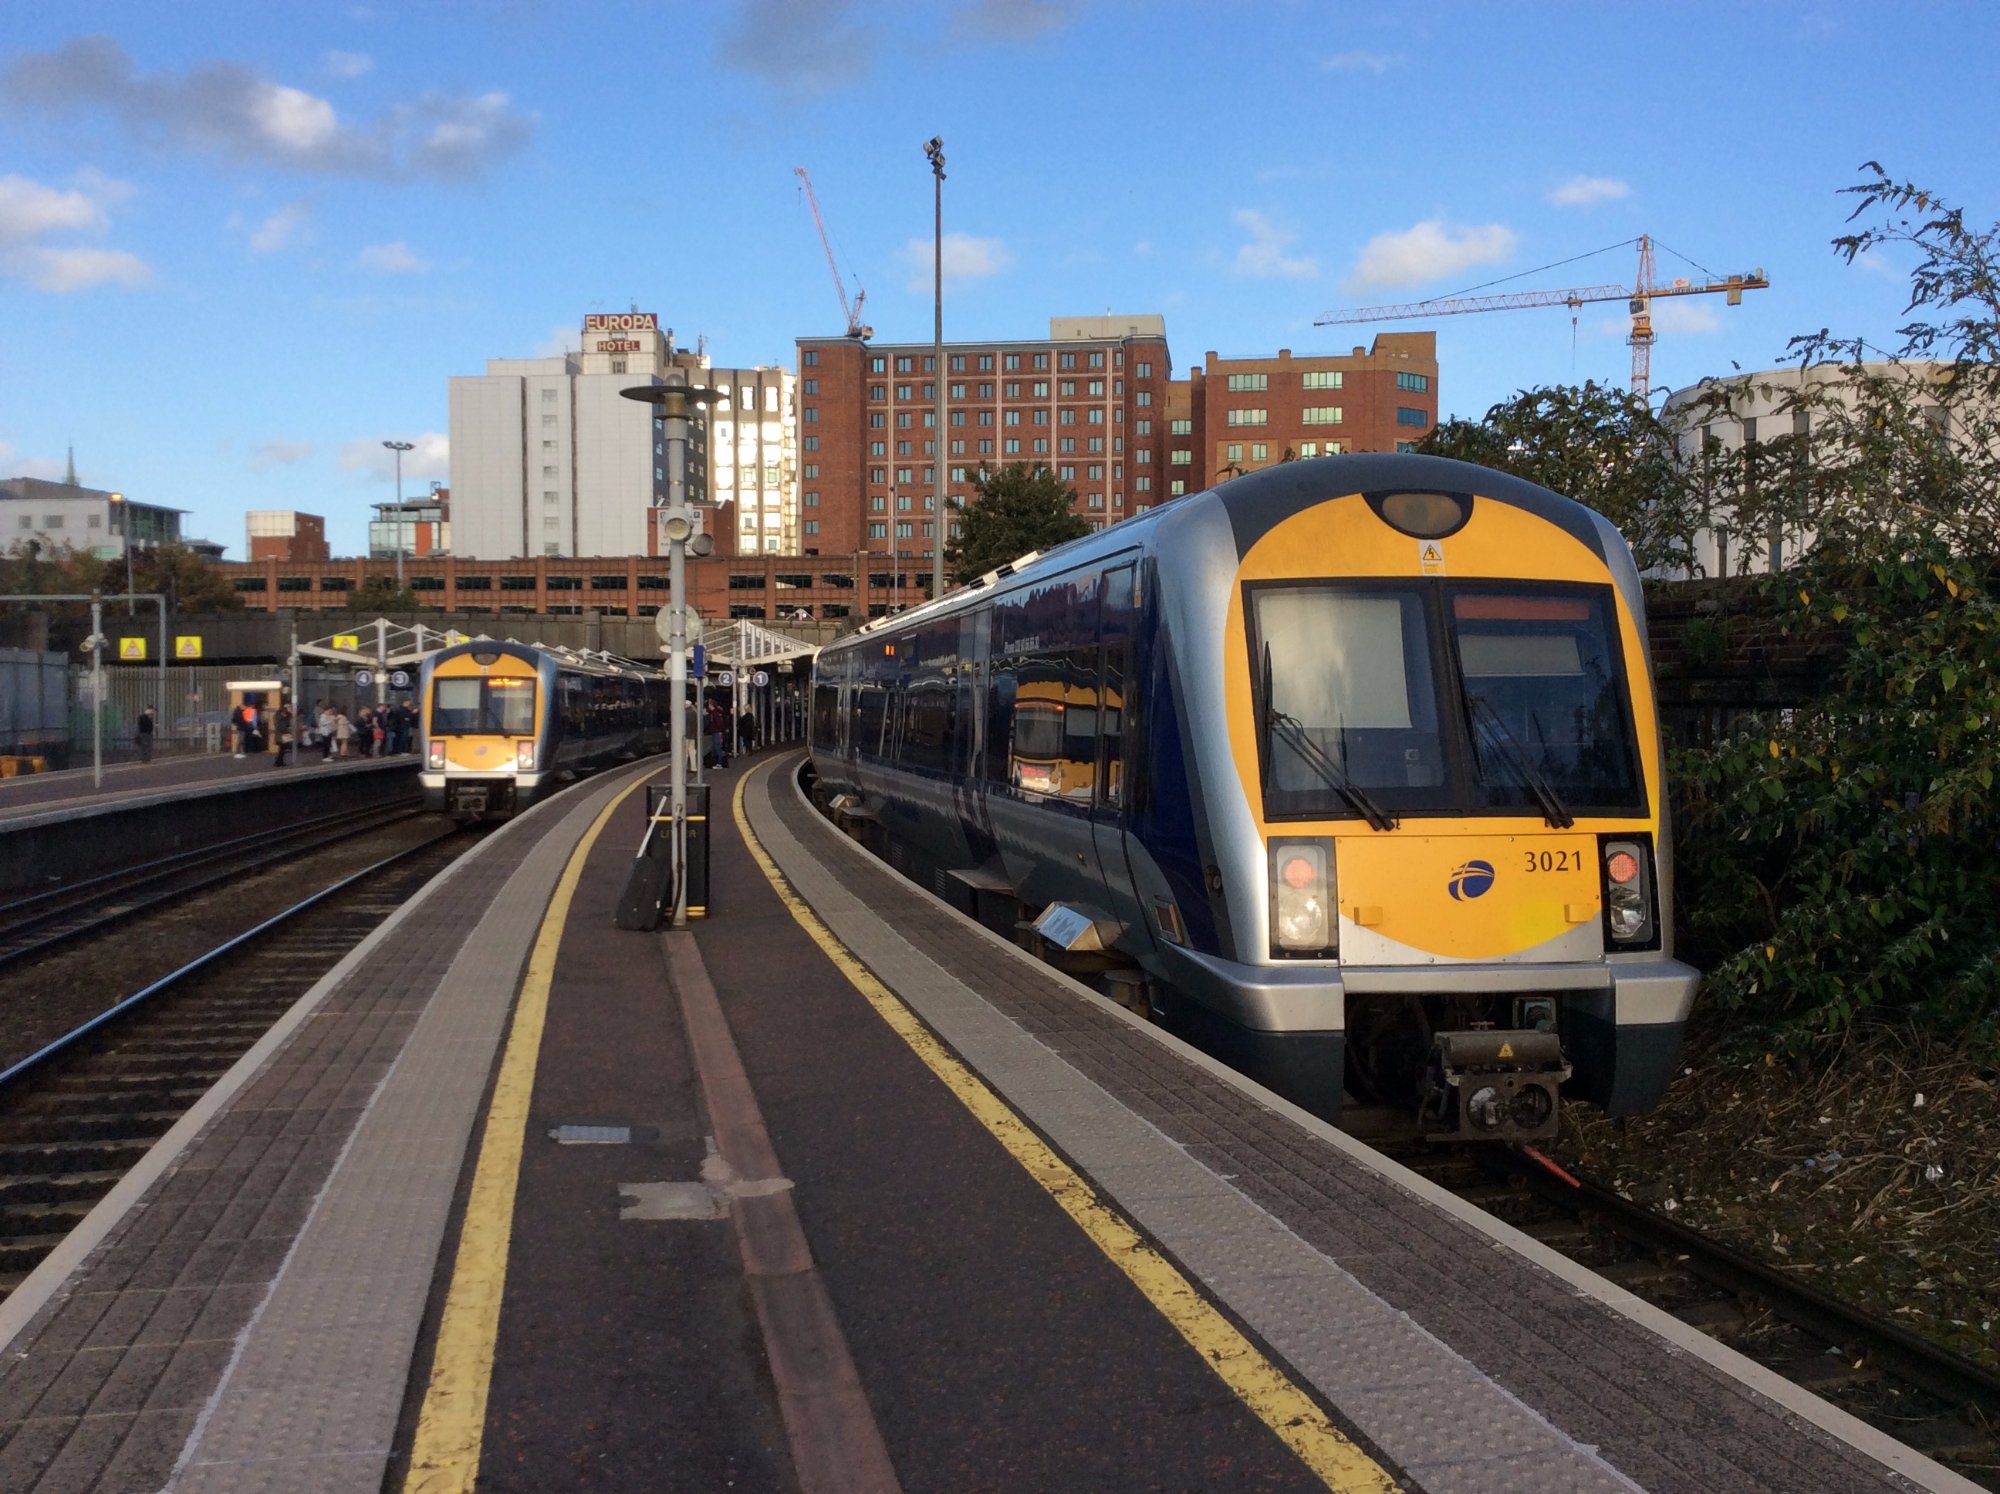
<box><xmin>226</xmin><ymin>698</ymin><xmax>417</xmax><ymax>766</ymax></box>
<box><xmin>682</xmin><ymin>698</ymin><xmax>762</xmax><ymax>772</ymax></box>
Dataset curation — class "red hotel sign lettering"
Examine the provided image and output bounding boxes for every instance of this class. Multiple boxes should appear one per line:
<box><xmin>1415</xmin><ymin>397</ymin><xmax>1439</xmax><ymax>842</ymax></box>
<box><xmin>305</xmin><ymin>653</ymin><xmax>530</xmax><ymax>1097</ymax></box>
<box><xmin>584</xmin><ymin>313</ymin><xmax>658</xmax><ymax>332</ymax></box>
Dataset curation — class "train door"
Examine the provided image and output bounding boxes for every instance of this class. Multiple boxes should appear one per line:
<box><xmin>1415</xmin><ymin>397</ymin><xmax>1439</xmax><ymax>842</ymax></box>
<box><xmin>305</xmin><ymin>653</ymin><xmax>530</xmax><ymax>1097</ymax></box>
<box><xmin>1090</xmin><ymin>563</ymin><xmax>1155</xmax><ymax>952</ymax></box>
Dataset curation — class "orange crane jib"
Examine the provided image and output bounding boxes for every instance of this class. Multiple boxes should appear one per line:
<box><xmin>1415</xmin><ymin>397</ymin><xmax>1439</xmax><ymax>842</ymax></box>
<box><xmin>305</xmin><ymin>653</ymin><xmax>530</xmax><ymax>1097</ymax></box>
<box><xmin>1314</xmin><ymin>235</ymin><xmax>1768</xmax><ymax>399</ymax></box>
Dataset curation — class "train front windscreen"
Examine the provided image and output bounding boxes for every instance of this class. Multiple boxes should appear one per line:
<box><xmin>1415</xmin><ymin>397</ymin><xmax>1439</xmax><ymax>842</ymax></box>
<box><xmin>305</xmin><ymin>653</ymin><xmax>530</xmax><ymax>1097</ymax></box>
<box><xmin>1251</xmin><ymin>580</ymin><xmax>1642</xmax><ymax>820</ymax></box>
<box><xmin>431</xmin><ymin>676</ymin><xmax>537</xmax><ymax>735</ymax></box>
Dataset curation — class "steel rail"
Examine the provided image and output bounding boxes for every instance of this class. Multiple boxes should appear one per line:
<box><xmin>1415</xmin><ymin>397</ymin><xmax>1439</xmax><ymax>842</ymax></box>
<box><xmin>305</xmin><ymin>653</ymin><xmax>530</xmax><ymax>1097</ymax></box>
<box><xmin>0</xmin><ymin>826</ymin><xmax>462</xmax><ymax>1094</ymax></box>
<box><xmin>0</xmin><ymin>799</ymin><xmax>425</xmax><ymax>972</ymax></box>
<box><xmin>1501</xmin><ymin>1149</ymin><xmax>2000</xmax><ymax>1416</ymax></box>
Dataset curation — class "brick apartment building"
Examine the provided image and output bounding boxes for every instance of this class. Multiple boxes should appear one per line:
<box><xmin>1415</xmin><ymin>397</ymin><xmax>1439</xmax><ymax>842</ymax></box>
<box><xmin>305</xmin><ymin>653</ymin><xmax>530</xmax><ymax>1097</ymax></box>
<box><xmin>796</xmin><ymin>315</ymin><xmax>1173</xmax><ymax>561</ymax></box>
<box><xmin>1163</xmin><ymin>332</ymin><xmax>1438</xmax><ymax>498</ymax></box>
<box><xmin>213</xmin><ymin>320</ymin><xmax>1441</xmax><ymax>626</ymax></box>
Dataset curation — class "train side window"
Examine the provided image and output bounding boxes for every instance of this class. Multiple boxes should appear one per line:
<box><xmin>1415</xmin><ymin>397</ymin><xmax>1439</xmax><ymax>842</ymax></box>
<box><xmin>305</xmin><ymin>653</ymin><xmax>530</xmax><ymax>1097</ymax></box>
<box><xmin>855</xmin><ymin>687</ymin><xmax>888</xmax><ymax>756</ymax></box>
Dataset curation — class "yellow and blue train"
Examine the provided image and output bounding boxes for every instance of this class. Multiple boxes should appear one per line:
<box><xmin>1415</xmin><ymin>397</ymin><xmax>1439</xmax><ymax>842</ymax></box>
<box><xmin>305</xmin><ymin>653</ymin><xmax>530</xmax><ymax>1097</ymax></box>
<box><xmin>419</xmin><ymin>640</ymin><xmax>666</xmax><ymax>816</ymax></box>
<box><xmin>810</xmin><ymin>453</ymin><xmax>1699</xmax><ymax>1140</ymax></box>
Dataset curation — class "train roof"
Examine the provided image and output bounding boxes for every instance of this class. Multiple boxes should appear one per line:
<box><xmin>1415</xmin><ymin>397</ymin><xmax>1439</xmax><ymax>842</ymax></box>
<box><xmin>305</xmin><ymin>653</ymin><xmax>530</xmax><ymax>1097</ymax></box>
<box><xmin>838</xmin><ymin>452</ymin><xmax>1610</xmax><ymax>648</ymax></box>
<box><xmin>425</xmin><ymin>637</ymin><xmax>663</xmax><ymax>682</ymax></box>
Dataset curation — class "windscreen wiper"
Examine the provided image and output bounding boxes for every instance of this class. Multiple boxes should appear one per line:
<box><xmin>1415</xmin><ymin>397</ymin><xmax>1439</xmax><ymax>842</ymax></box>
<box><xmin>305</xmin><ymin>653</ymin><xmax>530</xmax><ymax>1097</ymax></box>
<box><xmin>1466</xmin><ymin>694</ymin><xmax>1574</xmax><ymax>828</ymax></box>
<box><xmin>1260</xmin><ymin>642</ymin><xmax>1397</xmax><ymax>831</ymax></box>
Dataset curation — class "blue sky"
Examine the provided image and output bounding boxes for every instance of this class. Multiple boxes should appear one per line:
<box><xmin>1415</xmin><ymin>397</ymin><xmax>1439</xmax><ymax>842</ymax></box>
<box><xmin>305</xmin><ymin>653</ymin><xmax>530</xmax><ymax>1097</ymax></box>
<box><xmin>3</xmin><ymin>1</ymin><xmax>1994</xmax><ymax>558</ymax></box>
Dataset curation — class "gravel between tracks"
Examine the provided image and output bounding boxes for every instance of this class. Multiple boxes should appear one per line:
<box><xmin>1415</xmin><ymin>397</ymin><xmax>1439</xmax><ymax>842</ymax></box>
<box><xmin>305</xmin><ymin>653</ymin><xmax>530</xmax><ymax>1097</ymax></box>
<box><xmin>0</xmin><ymin>814</ymin><xmax>457</xmax><ymax>1074</ymax></box>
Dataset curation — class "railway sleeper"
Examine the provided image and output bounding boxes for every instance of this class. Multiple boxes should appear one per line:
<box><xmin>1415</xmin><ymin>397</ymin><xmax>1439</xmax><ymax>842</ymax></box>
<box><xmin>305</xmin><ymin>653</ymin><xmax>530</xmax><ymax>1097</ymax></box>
<box><xmin>1669</xmin><ymin>1298</ymin><xmax>1747</xmax><ymax>1338</ymax></box>
<box><xmin>0</xmin><ymin>1198</ymin><xmax>98</xmax><ymax>1234</ymax></box>
<box><xmin>0</xmin><ymin>1139</ymin><xmax>163</xmax><ymax>1173</ymax></box>
<box><xmin>0</xmin><ymin>1169</ymin><xmax>127</xmax><ymax>1204</ymax></box>
<box><xmin>0</xmin><ymin>1234</ymin><xmax>77</xmax><ymax>1272</ymax></box>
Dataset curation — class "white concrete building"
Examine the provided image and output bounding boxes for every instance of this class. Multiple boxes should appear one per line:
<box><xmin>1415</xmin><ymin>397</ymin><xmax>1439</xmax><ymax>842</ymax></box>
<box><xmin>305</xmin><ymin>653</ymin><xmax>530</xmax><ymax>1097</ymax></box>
<box><xmin>1660</xmin><ymin>361</ymin><xmax>1986</xmax><ymax>576</ymax></box>
<box><xmin>449</xmin><ymin>313</ymin><xmax>800</xmax><ymax>560</ymax></box>
<box><xmin>0</xmin><ymin>478</ymin><xmax>181</xmax><ymax>561</ymax></box>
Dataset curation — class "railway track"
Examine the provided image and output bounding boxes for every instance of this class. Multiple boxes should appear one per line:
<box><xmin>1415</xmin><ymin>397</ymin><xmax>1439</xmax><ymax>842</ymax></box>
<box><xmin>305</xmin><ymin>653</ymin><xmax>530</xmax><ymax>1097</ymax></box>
<box><xmin>1380</xmin><ymin>1130</ymin><xmax>2000</xmax><ymax>1488</ymax></box>
<box><xmin>0</xmin><ymin>825</ymin><xmax>476</xmax><ymax>1299</ymax></box>
<box><xmin>0</xmin><ymin>796</ymin><xmax>425</xmax><ymax>972</ymax></box>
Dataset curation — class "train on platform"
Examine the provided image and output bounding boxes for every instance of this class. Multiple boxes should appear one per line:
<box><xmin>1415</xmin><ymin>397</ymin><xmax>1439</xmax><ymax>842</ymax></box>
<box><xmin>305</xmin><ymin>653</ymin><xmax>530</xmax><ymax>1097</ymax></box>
<box><xmin>807</xmin><ymin>453</ymin><xmax>1699</xmax><ymax>1142</ymax></box>
<box><xmin>419</xmin><ymin>640</ymin><xmax>667</xmax><ymax>817</ymax></box>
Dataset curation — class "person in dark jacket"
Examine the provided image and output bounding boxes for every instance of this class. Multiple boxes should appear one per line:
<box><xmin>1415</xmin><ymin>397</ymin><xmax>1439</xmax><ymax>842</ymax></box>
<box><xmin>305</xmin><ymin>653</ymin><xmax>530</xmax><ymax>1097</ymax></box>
<box><xmin>135</xmin><ymin>705</ymin><xmax>156</xmax><ymax>763</ymax></box>
<box><xmin>737</xmin><ymin>707</ymin><xmax>757</xmax><ymax>754</ymax></box>
<box><xmin>271</xmin><ymin>701</ymin><xmax>295</xmax><ymax>767</ymax></box>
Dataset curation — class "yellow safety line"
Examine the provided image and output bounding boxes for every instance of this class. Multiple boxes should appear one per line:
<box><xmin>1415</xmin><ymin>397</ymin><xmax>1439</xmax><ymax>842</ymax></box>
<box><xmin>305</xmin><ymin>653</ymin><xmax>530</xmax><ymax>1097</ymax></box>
<box><xmin>732</xmin><ymin>763</ymin><xmax>1402</xmax><ymax>1494</ymax></box>
<box><xmin>404</xmin><ymin>771</ymin><xmax>657</xmax><ymax>1494</ymax></box>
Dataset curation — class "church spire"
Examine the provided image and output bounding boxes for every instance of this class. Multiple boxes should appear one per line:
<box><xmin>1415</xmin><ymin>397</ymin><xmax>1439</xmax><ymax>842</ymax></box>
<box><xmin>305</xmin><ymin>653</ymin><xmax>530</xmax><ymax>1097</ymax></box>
<box><xmin>64</xmin><ymin>445</ymin><xmax>77</xmax><ymax>486</ymax></box>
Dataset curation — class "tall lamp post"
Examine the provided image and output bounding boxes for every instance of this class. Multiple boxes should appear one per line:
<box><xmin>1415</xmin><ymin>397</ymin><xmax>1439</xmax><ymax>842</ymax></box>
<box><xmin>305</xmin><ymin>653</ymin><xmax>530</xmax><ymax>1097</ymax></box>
<box><xmin>925</xmin><ymin>135</ymin><xmax>946</xmax><ymax>601</ymax></box>
<box><xmin>621</xmin><ymin>378</ymin><xmax>718</xmax><ymax>927</ymax></box>
<box><xmin>109</xmin><ymin>493</ymin><xmax>133</xmax><ymax>612</ymax></box>
<box><xmin>382</xmin><ymin>440</ymin><xmax>414</xmax><ymax>593</ymax></box>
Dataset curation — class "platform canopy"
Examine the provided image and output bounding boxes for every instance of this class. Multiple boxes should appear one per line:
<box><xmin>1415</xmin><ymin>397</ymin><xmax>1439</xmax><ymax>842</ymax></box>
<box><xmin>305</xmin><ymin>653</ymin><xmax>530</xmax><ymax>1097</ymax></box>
<box><xmin>703</xmin><ymin>619</ymin><xmax>818</xmax><ymax>669</ymax></box>
<box><xmin>296</xmin><ymin>619</ymin><xmax>468</xmax><ymax>671</ymax></box>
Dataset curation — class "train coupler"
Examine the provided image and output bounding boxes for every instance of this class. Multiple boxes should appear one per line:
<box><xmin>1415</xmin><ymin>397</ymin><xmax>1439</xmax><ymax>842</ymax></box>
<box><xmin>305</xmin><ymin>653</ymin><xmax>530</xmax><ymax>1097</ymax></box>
<box><xmin>1421</xmin><ymin>1029</ymin><xmax>1571</xmax><ymax>1141</ymax></box>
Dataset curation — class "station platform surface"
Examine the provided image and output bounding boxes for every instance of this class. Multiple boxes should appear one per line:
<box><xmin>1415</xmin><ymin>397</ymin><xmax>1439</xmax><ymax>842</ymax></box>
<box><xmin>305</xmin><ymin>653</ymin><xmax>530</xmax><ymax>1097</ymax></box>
<box><xmin>0</xmin><ymin>749</ymin><xmax>1976</xmax><ymax>1493</ymax></box>
<box><xmin>0</xmin><ymin>748</ymin><xmax>414</xmax><ymax>820</ymax></box>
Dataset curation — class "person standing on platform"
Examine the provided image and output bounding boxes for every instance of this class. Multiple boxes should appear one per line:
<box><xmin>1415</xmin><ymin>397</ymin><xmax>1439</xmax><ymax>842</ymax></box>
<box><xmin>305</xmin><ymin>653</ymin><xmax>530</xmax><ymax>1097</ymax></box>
<box><xmin>271</xmin><ymin>699</ymin><xmax>294</xmax><ymax>767</ymax></box>
<box><xmin>335</xmin><ymin>709</ymin><xmax>354</xmax><ymax>758</ymax></box>
<box><xmin>354</xmin><ymin>707</ymin><xmax>374</xmax><ymax>757</ymax></box>
<box><xmin>135</xmin><ymin>705</ymin><xmax>156</xmax><ymax>763</ymax></box>
<box><xmin>317</xmin><ymin>702</ymin><xmax>336</xmax><ymax>761</ymax></box>
<box><xmin>243</xmin><ymin>702</ymin><xmax>262</xmax><ymax>756</ymax></box>
<box><xmin>737</xmin><ymin>706</ymin><xmax>757</xmax><ymax>756</ymax></box>
<box><xmin>683</xmin><ymin>693</ymin><xmax>699</xmax><ymax>773</ymax></box>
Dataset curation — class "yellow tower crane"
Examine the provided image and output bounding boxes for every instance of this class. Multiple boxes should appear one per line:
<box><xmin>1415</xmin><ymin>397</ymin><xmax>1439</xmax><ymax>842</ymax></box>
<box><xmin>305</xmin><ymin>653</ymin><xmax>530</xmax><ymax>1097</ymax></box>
<box><xmin>1315</xmin><ymin>235</ymin><xmax>1768</xmax><ymax>401</ymax></box>
<box><xmin>794</xmin><ymin>166</ymin><xmax>872</xmax><ymax>340</ymax></box>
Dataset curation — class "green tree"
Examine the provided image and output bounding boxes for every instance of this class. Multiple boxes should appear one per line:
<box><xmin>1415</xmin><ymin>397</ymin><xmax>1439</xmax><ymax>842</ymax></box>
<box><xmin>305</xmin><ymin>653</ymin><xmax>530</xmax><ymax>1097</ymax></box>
<box><xmin>945</xmin><ymin>463</ymin><xmax>1091</xmax><ymax>583</ymax></box>
<box><xmin>1417</xmin><ymin>381</ymin><xmax>1706</xmax><ymax>575</ymax></box>
<box><xmin>138</xmin><ymin>545</ymin><xmax>245</xmax><ymax>613</ymax></box>
<box><xmin>349</xmin><ymin>576</ymin><xmax>422</xmax><ymax>613</ymax></box>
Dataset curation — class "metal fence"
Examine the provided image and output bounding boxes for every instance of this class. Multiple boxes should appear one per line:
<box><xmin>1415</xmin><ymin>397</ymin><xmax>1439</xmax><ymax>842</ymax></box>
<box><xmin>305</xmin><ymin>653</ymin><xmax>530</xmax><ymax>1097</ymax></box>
<box><xmin>0</xmin><ymin>648</ymin><xmax>67</xmax><ymax>761</ymax></box>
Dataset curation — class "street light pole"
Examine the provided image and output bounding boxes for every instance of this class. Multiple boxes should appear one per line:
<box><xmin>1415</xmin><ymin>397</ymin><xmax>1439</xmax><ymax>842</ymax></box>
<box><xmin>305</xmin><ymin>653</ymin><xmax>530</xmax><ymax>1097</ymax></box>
<box><xmin>382</xmin><ymin>440</ymin><xmax>414</xmax><ymax>594</ymax></box>
<box><xmin>621</xmin><ymin>379</ymin><xmax>718</xmax><ymax>929</ymax></box>
<box><xmin>110</xmin><ymin>493</ymin><xmax>133</xmax><ymax>613</ymax></box>
<box><xmin>925</xmin><ymin>135</ymin><xmax>946</xmax><ymax>602</ymax></box>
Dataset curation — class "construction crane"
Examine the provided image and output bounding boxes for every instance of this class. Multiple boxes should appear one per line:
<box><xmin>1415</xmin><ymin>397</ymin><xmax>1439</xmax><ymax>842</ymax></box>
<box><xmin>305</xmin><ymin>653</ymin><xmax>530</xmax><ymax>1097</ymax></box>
<box><xmin>1315</xmin><ymin>235</ymin><xmax>1768</xmax><ymax>400</ymax></box>
<box><xmin>794</xmin><ymin>166</ymin><xmax>872</xmax><ymax>340</ymax></box>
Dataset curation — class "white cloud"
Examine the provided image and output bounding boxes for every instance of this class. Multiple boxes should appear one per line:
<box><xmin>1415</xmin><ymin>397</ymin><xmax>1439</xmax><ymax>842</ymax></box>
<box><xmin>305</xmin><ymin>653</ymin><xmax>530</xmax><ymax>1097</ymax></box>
<box><xmin>339</xmin><ymin>431</ymin><xmax>447</xmax><ymax>482</ymax></box>
<box><xmin>1853</xmin><ymin>247</ymin><xmax>1899</xmax><ymax>278</ymax></box>
<box><xmin>322</xmin><ymin>50</ymin><xmax>374</xmax><ymax>79</ymax></box>
<box><xmin>1593</xmin><ymin>301</ymin><xmax>1720</xmax><ymax>337</ymax></box>
<box><xmin>1232</xmin><ymin>208</ymin><xmax>1317</xmax><ymax>280</ymax></box>
<box><xmin>902</xmin><ymin>230</ymin><xmax>1011</xmax><ymax>292</ymax></box>
<box><xmin>1134</xmin><ymin>240</ymin><xmax>1152</xmax><ymax>256</ymax></box>
<box><xmin>357</xmin><ymin>239</ymin><xmax>427</xmax><ymax>273</ymax></box>
<box><xmin>11</xmin><ymin>246</ymin><xmax>152</xmax><ymax>292</ymax></box>
<box><xmin>1549</xmin><ymin>175</ymin><xmax>1630</xmax><ymax>207</ymax></box>
<box><xmin>0</xmin><ymin>37</ymin><xmax>534</xmax><ymax>181</ymax></box>
<box><xmin>0</xmin><ymin>173</ymin><xmax>106</xmax><ymax>244</ymax></box>
<box><xmin>248</xmin><ymin>199</ymin><xmax>310</xmax><ymax>253</ymax></box>
<box><xmin>0</xmin><ymin>440</ymin><xmax>65</xmax><ymax>480</ymax></box>
<box><xmin>1322</xmin><ymin>50</ymin><xmax>1397</xmax><ymax>73</ymax></box>
<box><xmin>533</xmin><ymin>323</ymin><xmax>580</xmax><ymax>358</ymax></box>
<box><xmin>0</xmin><ymin>171</ymin><xmax>150</xmax><ymax>292</ymax></box>
<box><xmin>1345</xmin><ymin>219</ymin><xmax>1516</xmax><ymax>292</ymax></box>
<box><xmin>252</xmin><ymin>439</ymin><xmax>316</xmax><ymax>469</ymax></box>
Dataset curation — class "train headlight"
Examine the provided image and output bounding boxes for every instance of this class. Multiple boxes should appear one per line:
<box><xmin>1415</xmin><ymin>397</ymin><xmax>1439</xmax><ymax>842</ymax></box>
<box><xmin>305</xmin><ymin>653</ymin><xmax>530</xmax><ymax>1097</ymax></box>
<box><xmin>1268</xmin><ymin>838</ymin><xmax>1335</xmax><ymax>955</ymax></box>
<box><xmin>1601</xmin><ymin>837</ymin><xmax>1656</xmax><ymax>946</ymax></box>
<box><xmin>427</xmin><ymin>741</ymin><xmax>445</xmax><ymax>769</ymax></box>
<box><xmin>517</xmin><ymin>740</ymin><xmax>536</xmax><ymax>770</ymax></box>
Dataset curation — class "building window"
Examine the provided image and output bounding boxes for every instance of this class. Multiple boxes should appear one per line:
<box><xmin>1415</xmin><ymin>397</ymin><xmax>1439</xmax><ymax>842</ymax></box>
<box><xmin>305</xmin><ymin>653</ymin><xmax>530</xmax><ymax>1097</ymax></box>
<box><xmin>1088</xmin><ymin>351</ymin><xmax>1104</xmax><ymax>368</ymax></box>
<box><xmin>804</xmin><ymin>349</ymin><xmax>819</xmax><ymax>366</ymax></box>
<box><xmin>1227</xmin><ymin>443</ymin><xmax>1243</xmax><ymax>462</ymax></box>
<box><xmin>1169</xmin><ymin>450</ymin><xmax>1191</xmax><ymax>466</ymax></box>
<box><xmin>233</xmin><ymin>577</ymin><xmax>268</xmax><ymax>592</ymax></box>
<box><xmin>1004</xmin><ymin>353</ymin><xmax>1021</xmax><ymax>370</ymax></box>
<box><xmin>803</xmin><ymin>435</ymin><xmax>818</xmax><ymax>450</ymax></box>
<box><xmin>869</xmin><ymin>356</ymin><xmax>885</xmax><ymax>372</ymax></box>
<box><xmin>1396</xmin><ymin>441</ymin><xmax>1418</xmax><ymax>452</ymax></box>
<box><xmin>1301</xmin><ymin>406</ymin><xmax>1343</xmax><ymax>425</ymax></box>
<box><xmin>1136</xmin><ymin>362</ymin><xmax>1152</xmax><ymax>378</ymax></box>
<box><xmin>1170</xmin><ymin>480</ymin><xmax>1186</xmax><ymax>497</ymax></box>
<box><xmin>804</xmin><ymin>491</ymin><xmax>819</xmax><ymax>507</ymax></box>
<box><xmin>1225</xmin><ymin>373</ymin><xmax>1268</xmax><ymax>392</ymax></box>
<box><xmin>1135</xmin><ymin>391</ymin><xmax>1152</xmax><ymax>407</ymax></box>
<box><xmin>1169</xmin><ymin>418</ymin><xmax>1192</xmax><ymax>435</ymax></box>
<box><xmin>1302</xmin><ymin>370</ymin><xmax>1344</xmax><ymax>390</ymax></box>
<box><xmin>1396</xmin><ymin>371</ymin><xmax>1430</xmax><ymax>391</ymax></box>
<box><xmin>1225</xmin><ymin>409</ymin><xmax>1267</xmax><ymax>426</ymax></box>
<box><xmin>500</xmin><ymin>575</ymin><xmax>537</xmax><ymax>591</ymax></box>
<box><xmin>1136</xmin><ymin>476</ymin><xmax>1152</xmax><ymax>492</ymax></box>
<box><xmin>1004</xmin><ymin>438</ymin><xmax>1021</xmax><ymax>454</ymax></box>
<box><xmin>276</xmin><ymin>576</ymin><xmax>312</xmax><ymax>593</ymax></box>
<box><xmin>1396</xmin><ymin>407</ymin><xmax>1429</xmax><ymax>427</ymax></box>
<box><xmin>541</xmin><ymin>388</ymin><xmax>557</xmax><ymax>401</ymax></box>
<box><xmin>1251</xmin><ymin>444</ymin><xmax>1268</xmax><ymax>461</ymax></box>
<box><xmin>803</xmin><ymin>408</ymin><xmax>818</xmax><ymax>422</ymax></box>
<box><xmin>320</xmin><ymin>576</ymin><xmax>353</xmax><ymax>591</ymax></box>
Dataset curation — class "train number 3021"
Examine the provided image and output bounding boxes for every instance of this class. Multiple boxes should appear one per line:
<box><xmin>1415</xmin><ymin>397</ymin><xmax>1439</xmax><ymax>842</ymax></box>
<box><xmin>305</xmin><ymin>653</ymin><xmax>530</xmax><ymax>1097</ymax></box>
<box><xmin>1523</xmin><ymin>849</ymin><xmax>1583</xmax><ymax>872</ymax></box>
